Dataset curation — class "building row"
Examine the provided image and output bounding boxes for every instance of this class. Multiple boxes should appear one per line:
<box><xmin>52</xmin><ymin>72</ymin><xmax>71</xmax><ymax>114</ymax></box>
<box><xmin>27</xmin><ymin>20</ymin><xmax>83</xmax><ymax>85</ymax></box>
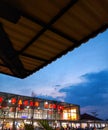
<box><xmin>0</xmin><ymin>91</ymin><xmax>108</xmax><ymax>130</ymax></box>
<box><xmin>0</xmin><ymin>91</ymin><xmax>80</xmax><ymax>129</ymax></box>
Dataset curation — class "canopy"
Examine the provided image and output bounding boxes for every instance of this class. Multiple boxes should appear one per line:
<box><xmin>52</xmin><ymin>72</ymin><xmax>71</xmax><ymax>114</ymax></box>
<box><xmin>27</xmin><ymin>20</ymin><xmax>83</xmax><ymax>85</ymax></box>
<box><xmin>0</xmin><ymin>0</ymin><xmax>108</xmax><ymax>78</ymax></box>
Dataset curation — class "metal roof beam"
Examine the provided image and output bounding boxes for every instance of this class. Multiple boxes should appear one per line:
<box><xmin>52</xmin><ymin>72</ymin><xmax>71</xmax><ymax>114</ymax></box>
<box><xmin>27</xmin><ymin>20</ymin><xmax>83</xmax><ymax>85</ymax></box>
<box><xmin>0</xmin><ymin>24</ymin><xmax>27</xmax><ymax>78</ymax></box>
<box><xmin>22</xmin><ymin>13</ymin><xmax>77</xmax><ymax>43</ymax></box>
<box><xmin>19</xmin><ymin>0</ymin><xmax>78</xmax><ymax>54</ymax></box>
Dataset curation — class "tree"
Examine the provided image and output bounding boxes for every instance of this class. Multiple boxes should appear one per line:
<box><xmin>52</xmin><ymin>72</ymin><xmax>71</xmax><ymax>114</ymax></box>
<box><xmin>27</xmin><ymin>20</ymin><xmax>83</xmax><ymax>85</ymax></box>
<box><xmin>24</xmin><ymin>124</ymin><xmax>34</xmax><ymax>130</ymax></box>
<box><xmin>38</xmin><ymin>120</ymin><xmax>54</xmax><ymax>130</ymax></box>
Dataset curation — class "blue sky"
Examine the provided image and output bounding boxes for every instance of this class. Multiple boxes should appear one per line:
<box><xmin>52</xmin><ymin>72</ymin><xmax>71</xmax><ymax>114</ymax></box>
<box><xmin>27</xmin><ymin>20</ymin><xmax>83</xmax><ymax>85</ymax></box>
<box><xmin>0</xmin><ymin>29</ymin><xmax>108</xmax><ymax>119</ymax></box>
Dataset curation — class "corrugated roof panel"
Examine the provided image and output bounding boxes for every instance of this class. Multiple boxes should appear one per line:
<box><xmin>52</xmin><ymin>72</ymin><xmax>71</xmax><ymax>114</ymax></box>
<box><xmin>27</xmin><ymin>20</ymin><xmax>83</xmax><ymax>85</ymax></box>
<box><xmin>39</xmin><ymin>31</ymin><xmax>74</xmax><ymax>49</ymax></box>
<box><xmin>0</xmin><ymin>17</ymin><xmax>42</xmax><ymax>51</ymax></box>
<box><xmin>8</xmin><ymin>0</ymin><xmax>71</xmax><ymax>23</ymax></box>
<box><xmin>24</xmin><ymin>46</ymin><xmax>56</xmax><ymax>60</ymax></box>
<box><xmin>29</xmin><ymin>42</ymin><xmax>60</xmax><ymax>55</ymax></box>
<box><xmin>53</xmin><ymin>0</ymin><xmax>108</xmax><ymax>41</ymax></box>
<box><xmin>0</xmin><ymin>0</ymin><xmax>108</xmax><ymax>78</ymax></box>
<box><xmin>20</xmin><ymin>56</ymin><xmax>44</xmax><ymax>71</ymax></box>
<box><xmin>0</xmin><ymin>66</ymin><xmax>13</xmax><ymax>75</ymax></box>
<box><xmin>83</xmin><ymin>0</ymin><xmax>108</xmax><ymax>22</ymax></box>
<box><xmin>24</xmin><ymin>30</ymin><xmax>74</xmax><ymax>60</ymax></box>
<box><xmin>10</xmin><ymin>39</ymin><xmax>27</xmax><ymax>51</ymax></box>
<box><xmin>32</xmin><ymin>39</ymin><xmax>68</xmax><ymax>55</ymax></box>
<box><xmin>34</xmin><ymin>39</ymin><xmax>64</xmax><ymax>53</ymax></box>
<box><xmin>0</xmin><ymin>17</ymin><xmax>41</xmax><ymax>36</ymax></box>
<box><xmin>20</xmin><ymin>56</ymin><xmax>45</xmax><ymax>66</ymax></box>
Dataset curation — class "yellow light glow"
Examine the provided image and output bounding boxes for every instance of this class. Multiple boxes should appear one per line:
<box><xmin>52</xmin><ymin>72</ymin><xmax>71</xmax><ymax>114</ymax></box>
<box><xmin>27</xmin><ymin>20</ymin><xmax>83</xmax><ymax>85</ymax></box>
<box><xmin>63</xmin><ymin>108</ymin><xmax>77</xmax><ymax>120</ymax></box>
<box><xmin>63</xmin><ymin>113</ymin><xmax>68</xmax><ymax>119</ymax></box>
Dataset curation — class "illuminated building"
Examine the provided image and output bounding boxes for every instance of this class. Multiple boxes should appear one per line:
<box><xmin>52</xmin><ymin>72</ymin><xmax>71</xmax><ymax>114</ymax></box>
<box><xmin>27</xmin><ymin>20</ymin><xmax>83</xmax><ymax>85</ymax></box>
<box><xmin>0</xmin><ymin>91</ymin><xmax>80</xmax><ymax>129</ymax></box>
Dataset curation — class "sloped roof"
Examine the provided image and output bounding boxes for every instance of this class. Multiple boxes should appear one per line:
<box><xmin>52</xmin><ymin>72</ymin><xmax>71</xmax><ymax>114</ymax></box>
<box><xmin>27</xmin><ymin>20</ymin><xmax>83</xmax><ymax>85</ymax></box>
<box><xmin>81</xmin><ymin>113</ymin><xmax>103</xmax><ymax>121</ymax></box>
<box><xmin>0</xmin><ymin>0</ymin><xmax>108</xmax><ymax>78</ymax></box>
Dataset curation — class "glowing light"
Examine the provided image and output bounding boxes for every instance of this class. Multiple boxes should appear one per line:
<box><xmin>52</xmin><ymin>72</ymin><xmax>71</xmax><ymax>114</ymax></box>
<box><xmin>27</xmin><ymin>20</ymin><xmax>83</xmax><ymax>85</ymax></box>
<box><xmin>0</xmin><ymin>97</ymin><xmax>3</xmax><ymax>103</ymax></box>
<box><xmin>35</xmin><ymin>101</ymin><xmax>39</xmax><ymax>107</ymax></box>
<box><xmin>30</xmin><ymin>101</ymin><xmax>33</xmax><ymax>106</ymax></box>
<box><xmin>18</xmin><ymin>99</ymin><xmax>22</xmax><ymax>105</ymax></box>
<box><xmin>24</xmin><ymin>100</ymin><xmax>29</xmax><ymax>106</ymax></box>
<box><xmin>11</xmin><ymin>98</ymin><xmax>16</xmax><ymax>104</ymax></box>
<box><xmin>44</xmin><ymin>101</ymin><xmax>49</xmax><ymax>108</ymax></box>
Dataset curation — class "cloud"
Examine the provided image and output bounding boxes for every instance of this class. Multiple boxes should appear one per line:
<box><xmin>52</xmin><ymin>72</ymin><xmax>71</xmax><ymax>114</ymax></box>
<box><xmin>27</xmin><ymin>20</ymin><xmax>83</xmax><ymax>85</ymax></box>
<box><xmin>59</xmin><ymin>69</ymin><xmax>108</xmax><ymax>119</ymax></box>
<box><xmin>18</xmin><ymin>88</ymin><xmax>32</xmax><ymax>96</ymax></box>
<box><xmin>15</xmin><ymin>69</ymin><xmax>108</xmax><ymax>119</ymax></box>
<box><xmin>27</xmin><ymin>85</ymin><xmax>66</xmax><ymax>102</ymax></box>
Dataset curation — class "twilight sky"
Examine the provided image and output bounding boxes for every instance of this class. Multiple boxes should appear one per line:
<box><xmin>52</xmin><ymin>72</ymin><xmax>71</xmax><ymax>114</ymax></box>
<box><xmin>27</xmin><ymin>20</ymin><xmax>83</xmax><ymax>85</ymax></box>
<box><xmin>0</xmin><ymin>29</ymin><xmax>108</xmax><ymax>119</ymax></box>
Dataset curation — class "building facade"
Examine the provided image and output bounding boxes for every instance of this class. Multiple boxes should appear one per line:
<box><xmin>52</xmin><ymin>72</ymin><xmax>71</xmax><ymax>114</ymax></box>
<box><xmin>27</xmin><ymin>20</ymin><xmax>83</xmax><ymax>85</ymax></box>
<box><xmin>0</xmin><ymin>92</ymin><xmax>80</xmax><ymax>129</ymax></box>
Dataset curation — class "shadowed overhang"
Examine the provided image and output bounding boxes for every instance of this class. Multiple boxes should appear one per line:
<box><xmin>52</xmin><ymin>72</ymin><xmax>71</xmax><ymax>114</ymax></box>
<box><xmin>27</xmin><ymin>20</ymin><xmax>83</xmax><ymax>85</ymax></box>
<box><xmin>0</xmin><ymin>0</ymin><xmax>108</xmax><ymax>78</ymax></box>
